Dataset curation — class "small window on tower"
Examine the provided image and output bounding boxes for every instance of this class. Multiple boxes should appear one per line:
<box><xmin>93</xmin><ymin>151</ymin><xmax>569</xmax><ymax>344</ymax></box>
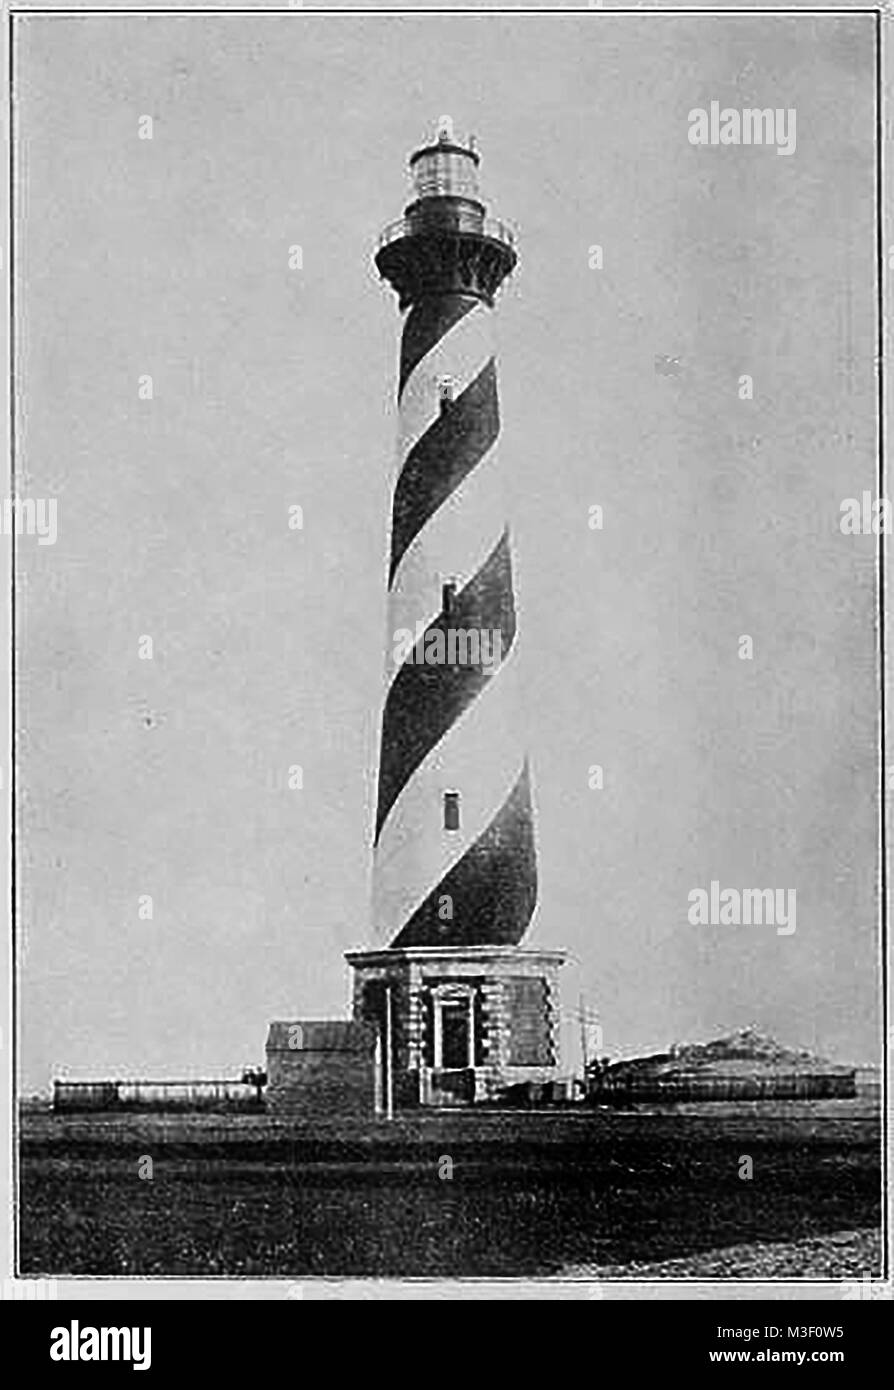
<box><xmin>442</xmin><ymin>580</ymin><xmax>457</xmax><ymax>616</ymax></box>
<box><xmin>437</xmin><ymin>376</ymin><xmax>457</xmax><ymax>411</ymax></box>
<box><xmin>444</xmin><ymin>791</ymin><xmax>460</xmax><ymax>832</ymax></box>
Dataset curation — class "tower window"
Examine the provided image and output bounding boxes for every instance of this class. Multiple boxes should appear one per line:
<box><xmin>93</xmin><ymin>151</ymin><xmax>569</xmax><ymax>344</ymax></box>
<box><xmin>442</xmin><ymin>580</ymin><xmax>457</xmax><ymax>617</ymax></box>
<box><xmin>444</xmin><ymin>791</ymin><xmax>460</xmax><ymax>832</ymax></box>
<box><xmin>437</xmin><ymin>376</ymin><xmax>457</xmax><ymax>411</ymax></box>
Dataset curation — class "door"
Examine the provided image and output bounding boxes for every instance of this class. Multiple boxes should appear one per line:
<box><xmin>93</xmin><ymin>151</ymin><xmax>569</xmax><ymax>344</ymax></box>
<box><xmin>440</xmin><ymin>999</ymin><xmax>471</xmax><ymax>1070</ymax></box>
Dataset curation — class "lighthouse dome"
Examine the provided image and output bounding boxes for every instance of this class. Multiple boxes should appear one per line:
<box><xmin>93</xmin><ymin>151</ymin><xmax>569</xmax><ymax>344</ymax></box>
<box><xmin>409</xmin><ymin>129</ymin><xmax>480</xmax><ymax>202</ymax></box>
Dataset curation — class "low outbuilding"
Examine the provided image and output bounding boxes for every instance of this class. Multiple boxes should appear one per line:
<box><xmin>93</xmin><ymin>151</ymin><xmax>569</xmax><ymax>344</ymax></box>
<box><xmin>588</xmin><ymin>1028</ymin><xmax>857</xmax><ymax>1103</ymax></box>
<box><xmin>265</xmin><ymin>1020</ymin><xmax>380</xmax><ymax>1116</ymax></box>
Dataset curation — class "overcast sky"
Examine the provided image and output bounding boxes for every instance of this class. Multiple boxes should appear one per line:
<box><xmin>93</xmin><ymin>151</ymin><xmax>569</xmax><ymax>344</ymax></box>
<box><xmin>16</xmin><ymin>10</ymin><xmax>880</xmax><ymax>1090</ymax></box>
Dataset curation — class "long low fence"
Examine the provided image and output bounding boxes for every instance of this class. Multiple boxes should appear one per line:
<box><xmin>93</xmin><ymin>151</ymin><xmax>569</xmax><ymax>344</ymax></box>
<box><xmin>53</xmin><ymin>1080</ymin><xmax>263</xmax><ymax>1113</ymax></box>
<box><xmin>587</xmin><ymin>1071</ymin><xmax>857</xmax><ymax>1103</ymax></box>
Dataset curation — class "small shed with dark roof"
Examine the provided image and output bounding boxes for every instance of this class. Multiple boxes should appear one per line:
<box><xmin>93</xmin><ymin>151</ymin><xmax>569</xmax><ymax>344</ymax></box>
<box><xmin>265</xmin><ymin>1020</ymin><xmax>380</xmax><ymax>1116</ymax></box>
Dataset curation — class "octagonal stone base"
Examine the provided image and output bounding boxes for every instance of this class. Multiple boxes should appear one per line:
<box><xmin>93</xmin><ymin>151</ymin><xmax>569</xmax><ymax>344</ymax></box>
<box><xmin>345</xmin><ymin>945</ymin><xmax>566</xmax><ymax>1108</ymax></box>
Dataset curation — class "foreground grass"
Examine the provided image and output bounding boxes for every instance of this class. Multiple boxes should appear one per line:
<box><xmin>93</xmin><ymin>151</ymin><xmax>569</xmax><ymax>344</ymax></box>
<box><xmin>20</xmin><ymin>1108</ymin><xmax>881</xmax><ymax>1278</ymax></box>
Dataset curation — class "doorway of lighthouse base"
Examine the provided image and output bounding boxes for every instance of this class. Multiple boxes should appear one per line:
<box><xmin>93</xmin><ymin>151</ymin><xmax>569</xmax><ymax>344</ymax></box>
<box><xmin>439</xmin><ymin>997</ymin><xmax>471</xmax><ymax>1068</ymax></box>
<box><xmin>423</xmin><ymin>984</ymin><xmax>478</xmax><ymax>1106</ymax></box>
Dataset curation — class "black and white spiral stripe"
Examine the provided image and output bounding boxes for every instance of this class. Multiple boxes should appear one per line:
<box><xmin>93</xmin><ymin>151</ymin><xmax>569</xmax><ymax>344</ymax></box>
<box><xmin>372</xmin><ymin>294</ymin><xmax>538</xmax><ymax>949</ymax></box>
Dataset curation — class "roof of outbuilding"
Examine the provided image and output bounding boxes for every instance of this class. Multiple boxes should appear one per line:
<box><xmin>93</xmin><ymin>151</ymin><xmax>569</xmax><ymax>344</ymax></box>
<box><xmin>266</xmin><ymin>1020</ymin><xmax>378</xmax><ymax>1053</ymax></box>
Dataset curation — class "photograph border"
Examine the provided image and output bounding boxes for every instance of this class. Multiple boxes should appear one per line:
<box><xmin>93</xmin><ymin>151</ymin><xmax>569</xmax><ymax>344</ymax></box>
<box><xmin>3</xmin><ymin>2</ymin><xmax>889</xmax><ymax>1302</ymax></box>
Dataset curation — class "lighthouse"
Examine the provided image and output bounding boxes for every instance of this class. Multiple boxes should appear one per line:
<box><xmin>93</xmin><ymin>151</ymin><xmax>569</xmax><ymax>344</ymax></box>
<box><xmin>346</xmin><ymin>122</ymin><xmax>566</xmax><ymax>1107</ymax></box>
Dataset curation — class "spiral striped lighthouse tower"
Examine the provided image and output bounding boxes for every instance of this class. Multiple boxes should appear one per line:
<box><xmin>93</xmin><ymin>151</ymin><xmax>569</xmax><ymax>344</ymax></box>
<box><xmin>347</xmin><ymin>122</ymin><xmax>565</xmax><ymax>1108</ymax></box>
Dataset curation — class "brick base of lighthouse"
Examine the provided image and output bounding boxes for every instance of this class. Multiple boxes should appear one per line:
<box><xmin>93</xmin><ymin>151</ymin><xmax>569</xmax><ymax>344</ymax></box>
<box><xmin>345</xmin><ymin>947</ymin><xmax>566</xmax><ymax>1108</ymax></box>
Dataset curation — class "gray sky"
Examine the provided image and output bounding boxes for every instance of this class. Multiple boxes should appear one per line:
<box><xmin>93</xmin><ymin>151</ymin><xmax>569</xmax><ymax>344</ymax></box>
<box><xmin>16</xmin><ymin>11</ymin><xmax>880</xmax><ymax>1090</ymax></box>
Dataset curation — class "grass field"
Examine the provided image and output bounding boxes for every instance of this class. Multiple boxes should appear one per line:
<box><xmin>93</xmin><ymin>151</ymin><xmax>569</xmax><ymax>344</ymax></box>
<box><xmin>19</xmin><ymin>1105</ymin><xmax>883</xmax><ymax>1279</ymax></box>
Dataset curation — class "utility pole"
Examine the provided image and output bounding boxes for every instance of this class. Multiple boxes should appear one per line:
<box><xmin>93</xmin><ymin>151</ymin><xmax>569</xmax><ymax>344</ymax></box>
<box><xmin>579</xmin><ymin>992</ymin><xmax>589</xmax><ymax>1080</ymax></box>
<box><xmin>384</xmin><ymin>984</ymin><xmax>394</xmax><ymax>1121</ymax></box>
